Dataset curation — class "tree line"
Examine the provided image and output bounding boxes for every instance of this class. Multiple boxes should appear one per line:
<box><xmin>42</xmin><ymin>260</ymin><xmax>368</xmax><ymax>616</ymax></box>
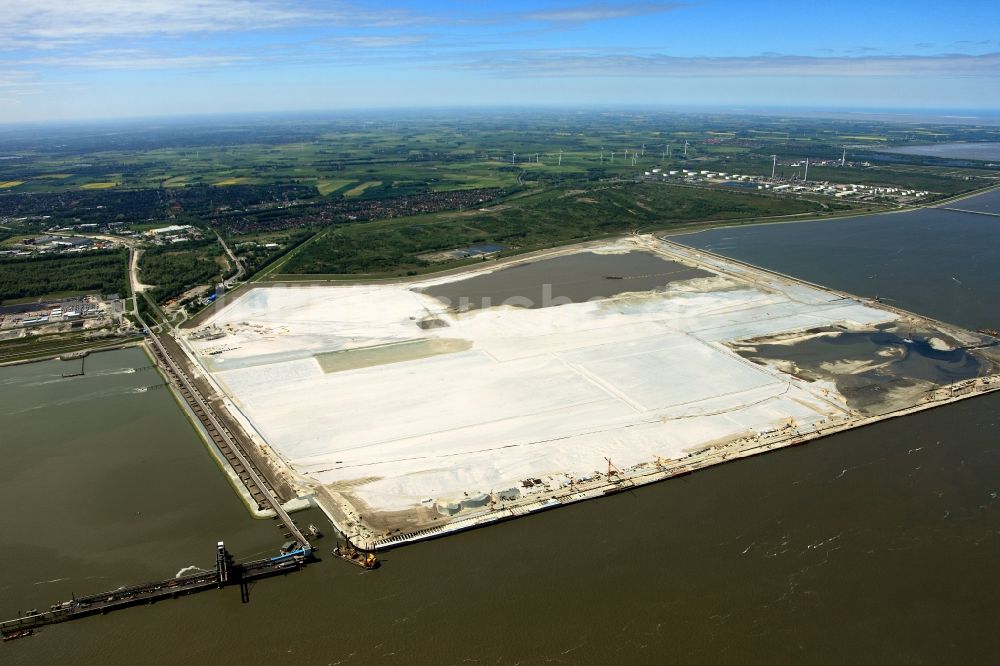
<box><xmin>0</xmin><ymin>250</ymin><xmax>128</xmax><ymax>302</ymax></box>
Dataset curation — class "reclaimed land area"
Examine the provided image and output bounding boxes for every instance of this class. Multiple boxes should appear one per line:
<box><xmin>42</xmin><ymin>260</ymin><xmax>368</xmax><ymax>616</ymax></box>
<box><xmin>176</xmin><ymin>237</ymin><xmax>1000</xmax><ymax>549</ymax></box>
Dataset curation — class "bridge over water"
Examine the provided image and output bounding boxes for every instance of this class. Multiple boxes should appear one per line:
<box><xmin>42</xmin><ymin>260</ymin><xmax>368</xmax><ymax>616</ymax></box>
<box><xmin>1</xmin><ymin>541</ymin><xmax>312</xmax><ymax>640</ymax></box>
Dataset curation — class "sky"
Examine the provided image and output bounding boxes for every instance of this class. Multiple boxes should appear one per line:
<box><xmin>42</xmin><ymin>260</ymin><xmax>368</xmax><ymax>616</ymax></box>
<box><xmin>1</xmin><ymin>0</ymin><xmax>999</xmax><ymax>123</ymax></box>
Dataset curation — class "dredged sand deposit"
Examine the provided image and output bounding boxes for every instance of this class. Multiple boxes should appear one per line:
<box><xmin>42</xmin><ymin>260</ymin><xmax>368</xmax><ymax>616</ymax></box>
<box><xmin>178</xmin><ymin>237</ymin><xmax>1000</xmax><ymax>546</ymax></box>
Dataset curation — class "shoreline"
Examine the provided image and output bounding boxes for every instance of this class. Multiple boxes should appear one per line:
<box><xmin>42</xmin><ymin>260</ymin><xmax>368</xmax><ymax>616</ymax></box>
<box><xmin>366</xmin><ymin>373</ymin><xmax>1000</xmax><ymax>551</ymax></box>
<box><xmin>6</xmin><ymin>225</ymin><xmax>997</xmax><ymax>548</ymax></box>
<box><xmin>139</xmin><ymin>342</ymin><xmax>301</xmax><ymax>520</ymax></box>
<box><xmin>175</xmin><ymin>235</ymin><xmax>1000</xmax><ymax>548</ymax></box>
<box><xmin>180</xmin><ymin>181</ymin><xmax>1000</xmax><ymax>330</ymax></box>
<box><xmin>351</xmin><ymin>239</ymin><xmax>1000</xmax><ymax>550</ymax></box>
<box><xmin>0</xmin><ymin>339</ymin><xmax>143</xmax><ymax>368</ymax></box>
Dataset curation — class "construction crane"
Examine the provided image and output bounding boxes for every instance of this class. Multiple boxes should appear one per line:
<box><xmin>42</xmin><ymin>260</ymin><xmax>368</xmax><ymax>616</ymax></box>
<box><xmin>604</xmin><ymin>457</ymin><xmax>622</xmax><ymax>481</ymax></box>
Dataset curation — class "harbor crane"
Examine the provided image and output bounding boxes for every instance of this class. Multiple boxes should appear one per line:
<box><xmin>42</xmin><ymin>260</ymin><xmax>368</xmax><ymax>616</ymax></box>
<box><xmin>604</xmin><ymin>457</ymin><xmax>622</xmax><ymax>481</ymax></box>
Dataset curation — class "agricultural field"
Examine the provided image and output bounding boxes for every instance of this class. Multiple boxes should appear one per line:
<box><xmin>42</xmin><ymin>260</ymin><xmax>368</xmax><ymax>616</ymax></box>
<box><xmin>2</xmin><ymin>111</ymin><xmax>997</xmax><ymax>201</ymax></box>
<box><xmin>343</xmin><ymin>181</ymin><xmax>382</xmax><ymax>197</ymax></box>
<box><xmin>1</xmin><ymin>110</ymin><xmax>998</xmax><ymax>292</ymax></box>
<box><xmin>316</xmin><ymin>179</ymin><xmax>354</xmax><ymax>196</ymax></box>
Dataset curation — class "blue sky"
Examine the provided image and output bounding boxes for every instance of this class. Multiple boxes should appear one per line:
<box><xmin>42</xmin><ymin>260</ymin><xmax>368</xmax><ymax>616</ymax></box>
<box><xmin>1</xmin><ymin>0</ymin><xmax>999</xmax><ymax>122</ymax></box>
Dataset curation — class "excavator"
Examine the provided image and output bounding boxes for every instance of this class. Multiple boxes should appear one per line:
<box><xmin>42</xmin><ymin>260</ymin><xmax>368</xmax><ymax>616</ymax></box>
<box><xmin>333</xmin><ymin>539</ymin><xmax>379</xmax><ymax>569</ymax></box>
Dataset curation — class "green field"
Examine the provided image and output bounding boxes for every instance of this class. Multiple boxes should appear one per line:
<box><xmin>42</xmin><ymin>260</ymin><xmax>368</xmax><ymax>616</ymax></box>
<box><xmin>279</xmin><ymin>182</ymin><xmax>835</xmax><ymax>277</ymax></box>
<box><xmin>2</xmin><ymin>110</ymin><xmax>998</xmax><ymax>293</ymax></box>
<box><xmin>2</xmin><ymin>112</ymin><xmax>995</xmax><ymax>202</ymax></box>
<box><xmin>343</xmin><ymin>180</ymin><xmax>382</xmax><ymax>197</ymax></box>
<box><xmin>317</xmin><ymin>179</ymin><xmax>355</xmax><ymax>196</ymax></box>
<box><xmin>214</xmin><ymin>176</ymin><xmax>253</xmax><ymax>186</ymax></box>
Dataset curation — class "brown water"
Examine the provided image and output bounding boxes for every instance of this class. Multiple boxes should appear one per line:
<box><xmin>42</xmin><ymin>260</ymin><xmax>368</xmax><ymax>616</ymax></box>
<box><xmin>732</xmin><ymin>325</ymin><xmax>998</xmax><ymax>415</ymax></box>
<box><xmin>4</xmin><ymin>203</ymin><xmax>1000</xmax><ymax>662</ymax></box>
<box><xmin>0</xmin><ymin>349</ymin><xmax>280</xmax><ymax>606</ymax></box>
<box><xmin>676</xmin><ymin>205</ymin><xmax>1000</xmax><ymax>331</ymax></box>
<box><xmin>422</xmin><ymin>250</ymin><xmax>712</xmax><ymax>311</ymax></box>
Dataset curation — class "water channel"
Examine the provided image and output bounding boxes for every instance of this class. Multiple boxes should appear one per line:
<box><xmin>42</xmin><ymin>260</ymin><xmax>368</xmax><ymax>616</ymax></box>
<box><xmin>3</xmin><ymin>196</ymin><xmax>1000</xmax><ymax>663</ymax></box>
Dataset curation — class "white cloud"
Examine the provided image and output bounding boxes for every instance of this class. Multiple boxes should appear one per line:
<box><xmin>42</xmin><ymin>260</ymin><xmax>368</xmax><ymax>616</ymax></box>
<box><xmin>24</xmin><ymin>52</ymin><xmax>259</xmax><ymax>70</ymax></box>
<box><xmin>1</xmin><ymin>1</ymin><xmax>297</xmax><ymax>42</ymax></box>
<box><xmin>13</xmin><ymin>39</ymin><xmax>429</xmax><ymax>72</ymax></box>
<box><xmin>340</xmin><ymin>35</ymin><xmax>427</xmax><ymax>48</ymax></box>
<box><xmin>455</xmin><ymin>51</ymin><xmax>1000</xmax><ymax>78</ymax></box>
<box><xmin>0</xmin><ymin>1</ymin><xmax>691</xmax><ymax>50</ymax></box>
<box><xmin>0</xmin><ymin>70</ymin><xmax>61</xmax><ymax>100</ymax></box>
<box><xmin>0</xmin><ymin>0</ymin><xmax>422</xmax><ymax>47</ymax></box>
<box><xmin>524</xmin><ymin>2</ymin><xmax>684</xmax><ymax>23</ymax></box>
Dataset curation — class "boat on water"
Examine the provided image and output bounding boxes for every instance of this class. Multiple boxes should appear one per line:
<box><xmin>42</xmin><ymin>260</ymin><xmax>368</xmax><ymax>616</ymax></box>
<box><xmin>332</xmin><ymin>543</ymin><xmax>379</xmax><ymax>569</ymax></box>
<box><xmin>2</xmin><ymin>628</ymin><xmax>34</xmax><ymax>642</ymax></box>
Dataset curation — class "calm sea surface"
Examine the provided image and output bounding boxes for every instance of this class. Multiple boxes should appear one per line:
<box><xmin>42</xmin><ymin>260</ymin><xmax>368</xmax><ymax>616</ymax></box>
<box><xmin>878</xmin><ymin>142</ymin><xmax>1000</xmax><ymax>161</ymax></box>
<box><xmin>3</xmin><ymin>196</ymin><xmax>1000</xmax><ymax>664</ymax></box>
<box><xmin>676</xmin><ymin>203</ymin><xmax>1000</xmax><ymax>331</ymax></box>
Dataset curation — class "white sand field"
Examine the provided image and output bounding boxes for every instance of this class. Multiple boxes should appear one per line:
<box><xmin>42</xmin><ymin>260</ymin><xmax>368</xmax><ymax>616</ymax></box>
<box><xmin>181</xmin><ymin>238</ymin><xmax>897</xmax><ymax>523</ymax></box>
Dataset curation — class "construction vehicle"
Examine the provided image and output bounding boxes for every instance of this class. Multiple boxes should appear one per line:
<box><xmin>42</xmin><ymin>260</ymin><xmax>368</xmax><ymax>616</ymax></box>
<box><xmin>332</xmin><ymin>541</ymin><xmax>379</xmax><ymax>570</ymax></box>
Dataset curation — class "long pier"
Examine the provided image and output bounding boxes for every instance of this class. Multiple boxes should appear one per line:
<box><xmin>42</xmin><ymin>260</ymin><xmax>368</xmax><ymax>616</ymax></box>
<box><xmin>143</xmin><ymin>326</ymin><xmax>308</xmax><ymax>548</ymax></box>
<box><xmin>2</xmin><ymin>328</ymin><xmax>319</xmax><ymax>642</ymax></box>
<box><xmin>937</xmin><ymin>206</ymin><xmax>1000</xmax><ymax>218</ymax></box>
<box><xmin>1</xmin><ymin>542</ymin><xmax>311</xmax><ymax>640</ymax></box>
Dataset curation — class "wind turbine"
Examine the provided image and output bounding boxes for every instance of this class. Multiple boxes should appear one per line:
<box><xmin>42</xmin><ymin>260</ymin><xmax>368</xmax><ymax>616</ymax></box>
<box><xmin>558</xmin><ymin>150</ymin><xmax>563</xmax><ymax>166</ymax></box>
<box><xmin>841</xmin><ymin>146</ymin><xmax>846</xmax><ymax>167</ymax></box>
<box><xmin>771</xmin><ymin>155</ymin><xmax>777</xmax><ymax>180</ymax></box>
<box><xmin>683</xmin><ymin>140</ymin><xmax>689</xmax><ymax>158</ymax></box>
<box><xmin>512</xmin><ymin>151</ymin><xmax>516</xmax><ymax>165</ymax></box>
<box><xmin>804</xmin><ymin>157</ymin><xmax>809</xmax><ymax>183</ymax></box>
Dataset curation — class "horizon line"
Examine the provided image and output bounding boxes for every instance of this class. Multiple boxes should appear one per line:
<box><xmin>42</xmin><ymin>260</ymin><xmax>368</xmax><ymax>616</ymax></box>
<box><xmin>2</xmin><ymin>103</ymin><xmax>1000</xmax><ymax>130</ymax></box>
